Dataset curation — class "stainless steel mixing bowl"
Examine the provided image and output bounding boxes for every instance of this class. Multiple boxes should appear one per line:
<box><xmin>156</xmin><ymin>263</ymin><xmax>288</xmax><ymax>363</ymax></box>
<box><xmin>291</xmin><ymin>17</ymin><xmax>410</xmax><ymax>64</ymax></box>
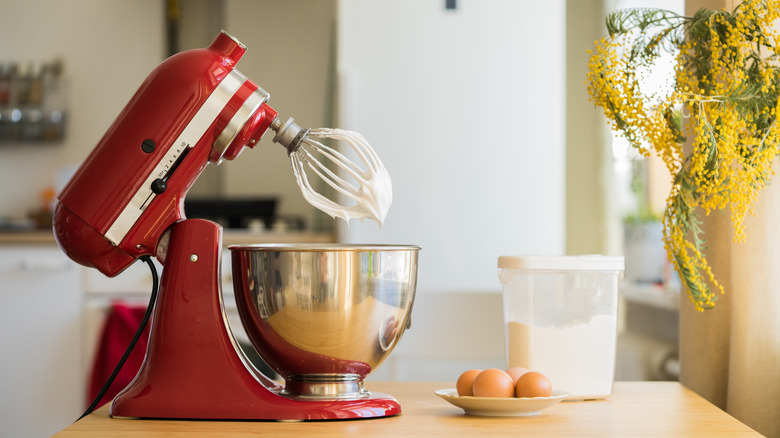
<box><xmin>229</xmin><ymin>244</ymin><xmax>420</xmax><ymax>400</ymax></box>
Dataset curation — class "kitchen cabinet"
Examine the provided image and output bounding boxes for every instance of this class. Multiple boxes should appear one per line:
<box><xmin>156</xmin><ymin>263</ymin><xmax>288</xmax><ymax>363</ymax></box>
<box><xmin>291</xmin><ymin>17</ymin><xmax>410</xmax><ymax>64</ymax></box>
<box><xmin>0</xmin><ymin>245</ymin><xmax>83</xmax><ymax>438</ymax></box>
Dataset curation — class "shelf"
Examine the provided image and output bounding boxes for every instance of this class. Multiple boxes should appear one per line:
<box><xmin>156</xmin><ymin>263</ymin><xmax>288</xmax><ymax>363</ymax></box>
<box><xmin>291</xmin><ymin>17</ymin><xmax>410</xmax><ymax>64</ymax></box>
<box><xmin>0</xmin><ymin>229</ymin><xmax>336</xmax><ymax>247</ymax></box>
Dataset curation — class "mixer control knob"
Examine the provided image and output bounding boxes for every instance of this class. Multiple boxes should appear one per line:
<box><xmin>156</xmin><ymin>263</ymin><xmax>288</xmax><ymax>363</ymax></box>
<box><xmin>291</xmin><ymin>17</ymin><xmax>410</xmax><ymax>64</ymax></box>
<box><xmin>150</xmin><ymin>178</ymin><xmax>167</xmax><ymax>194</ymax></box>
<box><xmin>141</xmin><ymin>139</ymin><xmax>156</xmax><ymax>153</ymax></box>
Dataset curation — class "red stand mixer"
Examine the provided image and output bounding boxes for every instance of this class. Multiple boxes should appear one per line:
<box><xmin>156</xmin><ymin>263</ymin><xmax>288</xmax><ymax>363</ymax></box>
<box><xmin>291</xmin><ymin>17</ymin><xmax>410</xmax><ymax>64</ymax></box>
<box><xmin>53</xmin><ymin>31</ymin><xmax>419</xmax><ymax>420</ymax></box>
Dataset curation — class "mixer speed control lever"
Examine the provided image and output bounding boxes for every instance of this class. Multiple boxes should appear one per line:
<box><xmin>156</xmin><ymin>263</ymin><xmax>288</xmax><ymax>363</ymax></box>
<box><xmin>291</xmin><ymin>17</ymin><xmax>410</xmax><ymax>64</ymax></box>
<box><xmin>150</xmin><ymin>178</ymin><xmax>167</xmax><ymax>194</ymax></box>
<box><xmin>149</xmin><ymin>146</ymin><xmax>193</xmax><ymax>195</ymax></box>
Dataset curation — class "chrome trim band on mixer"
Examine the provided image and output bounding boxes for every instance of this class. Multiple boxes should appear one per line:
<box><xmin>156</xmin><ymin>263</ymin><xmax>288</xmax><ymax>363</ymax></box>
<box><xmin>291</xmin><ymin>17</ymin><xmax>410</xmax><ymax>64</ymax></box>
<box><xmin>210</xmin><ymin>83</ymin><xmax>270</xmax><ymax>164</ymax></box>
<box><xmin>105</xmin><ymin>69</ymin><xmax>247</xmax><ymax>245</ymax></box>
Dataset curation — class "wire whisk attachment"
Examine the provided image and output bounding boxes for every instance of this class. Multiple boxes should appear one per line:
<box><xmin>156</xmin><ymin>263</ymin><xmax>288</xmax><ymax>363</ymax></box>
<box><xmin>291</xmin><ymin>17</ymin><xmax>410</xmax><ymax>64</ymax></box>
<box><xmin>271</xmin><ymin>118</ymin><xmax>392</xmax><ymax>225</ymax></box>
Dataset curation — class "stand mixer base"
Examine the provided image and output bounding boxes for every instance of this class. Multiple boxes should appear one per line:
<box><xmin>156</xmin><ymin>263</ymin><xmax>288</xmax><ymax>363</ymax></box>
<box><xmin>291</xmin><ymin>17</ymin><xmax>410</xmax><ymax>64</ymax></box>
<box><xmin>109</xmin><ymin>219</ymin><xmax>401</xmax><ymax>420</ymax></box>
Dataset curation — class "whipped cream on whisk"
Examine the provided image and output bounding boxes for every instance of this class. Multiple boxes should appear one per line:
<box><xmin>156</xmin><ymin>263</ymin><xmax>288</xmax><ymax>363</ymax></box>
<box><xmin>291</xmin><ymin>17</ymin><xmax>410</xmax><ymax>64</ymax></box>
<box><xmin>289</xmin><ymin>128</ymin><xmax>392</xmax><ymax>226</ymax></box>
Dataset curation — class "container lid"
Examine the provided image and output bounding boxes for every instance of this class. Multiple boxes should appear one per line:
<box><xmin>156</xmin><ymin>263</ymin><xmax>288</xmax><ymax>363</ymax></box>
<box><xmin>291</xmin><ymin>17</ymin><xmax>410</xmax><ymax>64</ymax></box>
<box><xmin>498</xmin><ymin>255</ymin><xmax>624</xmax><ymax>272</ymax></box>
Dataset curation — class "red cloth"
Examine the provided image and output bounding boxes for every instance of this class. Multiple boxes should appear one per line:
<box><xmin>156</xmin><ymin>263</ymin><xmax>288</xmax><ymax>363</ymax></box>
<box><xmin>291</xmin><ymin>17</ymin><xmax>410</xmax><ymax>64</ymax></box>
<box><xmin>87</xmin><ymin>301</ymin><xmax>150</xmax><ymax>409</ymax></box>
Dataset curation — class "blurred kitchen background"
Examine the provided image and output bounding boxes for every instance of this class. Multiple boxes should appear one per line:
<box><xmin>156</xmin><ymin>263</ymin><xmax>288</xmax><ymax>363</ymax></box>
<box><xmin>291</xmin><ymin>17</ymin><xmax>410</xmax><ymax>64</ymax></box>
<box><xmin>0</xmin><ymin>0</ymin><xmax>682</xmax><ymax>436</ymax></box>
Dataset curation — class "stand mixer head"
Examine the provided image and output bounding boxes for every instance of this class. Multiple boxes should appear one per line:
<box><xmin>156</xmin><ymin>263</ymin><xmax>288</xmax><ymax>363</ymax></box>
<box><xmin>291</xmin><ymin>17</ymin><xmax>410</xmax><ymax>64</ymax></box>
<box><xmin>51</xmin><ymin>31</ymin><xmax>417</xmax><ymax>420</ymax></box>
<box><xmin>53</xmin><ymin>30</ymin><xmax>392</xmax><ymax>278</ymax></box>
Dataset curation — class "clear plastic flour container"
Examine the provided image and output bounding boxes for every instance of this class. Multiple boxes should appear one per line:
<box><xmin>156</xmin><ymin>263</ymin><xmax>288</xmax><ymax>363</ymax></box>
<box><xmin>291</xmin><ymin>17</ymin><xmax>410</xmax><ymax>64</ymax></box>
<box><xmin>498</xmin><ymin>255</ymin><xmax>624</xmax><ymax>400</ymax></box>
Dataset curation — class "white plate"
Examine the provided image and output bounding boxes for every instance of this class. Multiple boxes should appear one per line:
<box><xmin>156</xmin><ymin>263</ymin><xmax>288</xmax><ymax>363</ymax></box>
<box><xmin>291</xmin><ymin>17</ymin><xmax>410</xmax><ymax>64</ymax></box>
<box><xmin>434</xmin><ymin>388</ymin><xmax>569</xmax><ymax>417</ymax></box>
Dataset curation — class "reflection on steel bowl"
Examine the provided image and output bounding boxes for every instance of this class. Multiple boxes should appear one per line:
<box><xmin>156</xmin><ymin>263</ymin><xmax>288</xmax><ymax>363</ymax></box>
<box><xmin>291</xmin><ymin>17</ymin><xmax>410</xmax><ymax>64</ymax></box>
<box><xmin>229</xmin><ymin>244</ymin><xmax>420</xmax><ymax>400</ymax></box>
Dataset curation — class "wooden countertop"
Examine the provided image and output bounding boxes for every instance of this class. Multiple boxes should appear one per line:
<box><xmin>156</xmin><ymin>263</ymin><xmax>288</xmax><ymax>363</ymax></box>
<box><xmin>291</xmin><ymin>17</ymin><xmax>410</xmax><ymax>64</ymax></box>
<box><xmin>52</xmin><ymin>381</ymin><xmax>758</xmax><ymax>437</ymax></box>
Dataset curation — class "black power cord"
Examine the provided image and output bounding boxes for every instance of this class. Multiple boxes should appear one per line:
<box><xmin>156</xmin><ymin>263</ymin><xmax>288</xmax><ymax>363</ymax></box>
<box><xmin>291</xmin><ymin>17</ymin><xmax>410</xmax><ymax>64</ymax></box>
<box><xmin>77</xmin><ymin>255</ymin><xmax>159</xmax><ymax>421</ymax></box>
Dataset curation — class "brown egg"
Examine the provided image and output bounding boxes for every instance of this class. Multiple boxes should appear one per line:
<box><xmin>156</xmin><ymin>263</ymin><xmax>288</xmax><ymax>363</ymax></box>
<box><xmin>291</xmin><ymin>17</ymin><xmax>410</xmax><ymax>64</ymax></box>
<box><xmin>506</xmin><ymin>366</ymin><xmax>529</xmax><ymax>383</ymax></box>
<box><xmin>514</xmin><ymin>371</ymin><xmax>552</xmax><ymax>398</ymax></box>
<box><xmin>472</xmin><ymin>368</ymin><xmax>515</xmax><ymax>398</ymax></box>
<box><xmin>456</xmin><ymin>369</ymin><xmax>482</xmax><ymax>396</ymax></box>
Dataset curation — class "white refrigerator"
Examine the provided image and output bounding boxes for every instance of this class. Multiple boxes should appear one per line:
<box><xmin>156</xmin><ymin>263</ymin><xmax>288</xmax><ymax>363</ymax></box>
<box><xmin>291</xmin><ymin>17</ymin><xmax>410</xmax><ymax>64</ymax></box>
<box><xmin>336</xmin><ymin>0</ymin><xmax>567</xmax><ymax>294</ymax></box>
<box><xmin>336</xmin><ymin>0</ymin><xmax>567</xmax><ymax>380</ymax></box>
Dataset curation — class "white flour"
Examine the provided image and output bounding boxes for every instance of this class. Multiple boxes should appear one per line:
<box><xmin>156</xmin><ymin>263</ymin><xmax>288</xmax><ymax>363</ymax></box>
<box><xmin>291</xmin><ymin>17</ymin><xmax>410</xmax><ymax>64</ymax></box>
<box><xmin>506</xmin><ymin>314</ymin><xmax>617</xmax><ymax>399</ymax></box>
<box><xmin>290</xmin><ymin>128</ymin><xmax>392</xmax><ymax>226</ymax></box>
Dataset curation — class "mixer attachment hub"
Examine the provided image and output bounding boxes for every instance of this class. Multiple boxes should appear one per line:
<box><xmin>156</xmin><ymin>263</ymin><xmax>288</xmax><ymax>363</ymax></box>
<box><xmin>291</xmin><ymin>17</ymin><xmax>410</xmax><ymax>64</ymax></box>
<box><xmin>271</xmin><ymin>117</ymin><xmax>310</xmax><ymax>155</ymax></box>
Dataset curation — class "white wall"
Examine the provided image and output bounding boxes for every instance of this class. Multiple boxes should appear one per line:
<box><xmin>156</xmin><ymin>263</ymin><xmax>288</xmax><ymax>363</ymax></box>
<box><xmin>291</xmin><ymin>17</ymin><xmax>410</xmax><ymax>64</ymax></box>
<box><xmin>0</xmin><ymin>0</ymin><xmax>164</xmax><ymax>219</ymax></box>
<box><xmin>336</xmin><ymin>0</ymin><xmax>567</xmax><ymax>294</ymax></box>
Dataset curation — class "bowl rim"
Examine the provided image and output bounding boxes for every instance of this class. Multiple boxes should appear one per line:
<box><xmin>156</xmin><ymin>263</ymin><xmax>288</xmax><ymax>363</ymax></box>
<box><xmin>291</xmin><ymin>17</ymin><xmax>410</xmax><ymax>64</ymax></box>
<box><xmin>228</xmin><ymin>243</ymin><xmax>421</xmax><ymax>252</ymax></box>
